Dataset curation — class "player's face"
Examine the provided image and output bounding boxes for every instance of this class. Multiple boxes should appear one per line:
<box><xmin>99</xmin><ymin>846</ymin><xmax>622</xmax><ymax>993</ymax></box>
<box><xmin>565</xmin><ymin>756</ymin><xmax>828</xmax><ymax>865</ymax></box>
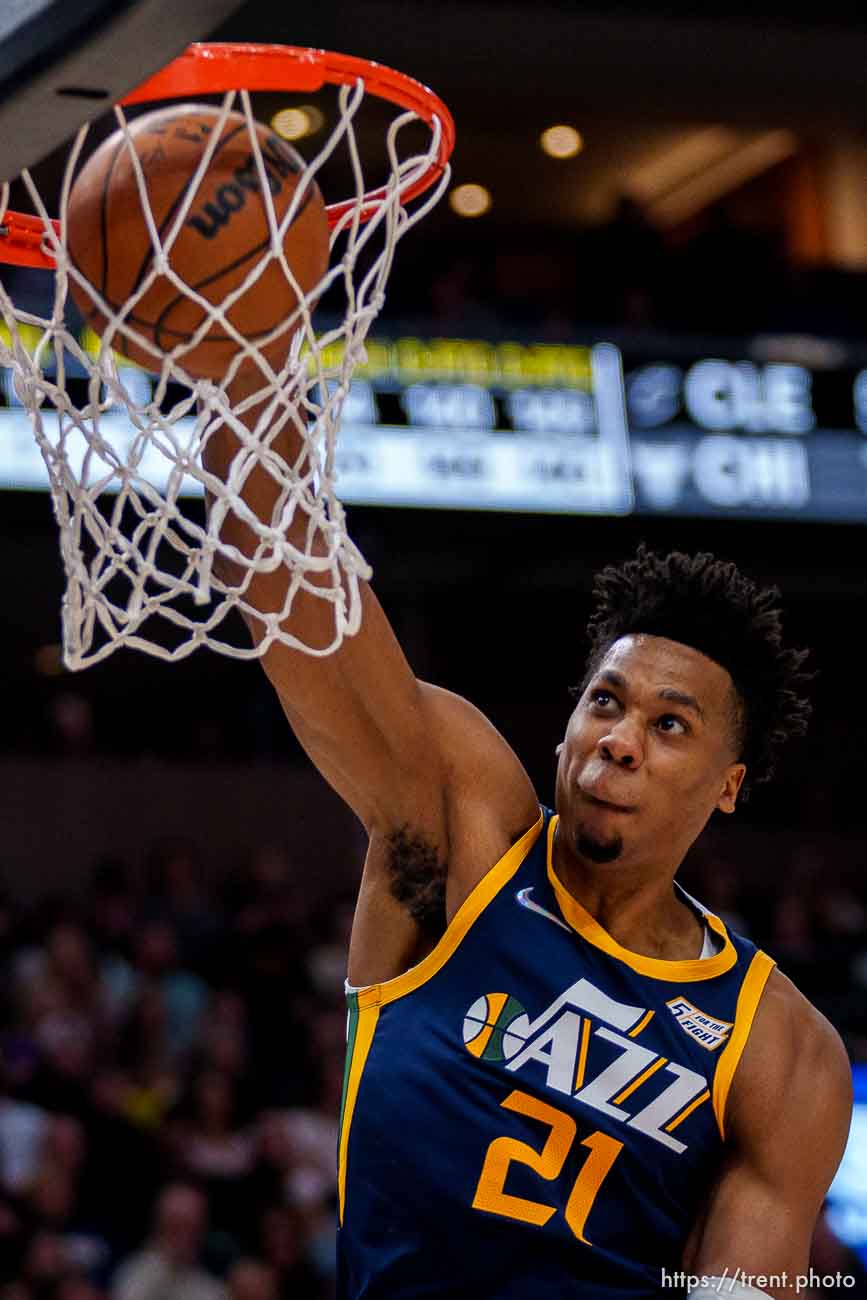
<box><xmin>555</xmin><ymin>634</ymin><xmax>746</xmax><ymax>873</ymax></box>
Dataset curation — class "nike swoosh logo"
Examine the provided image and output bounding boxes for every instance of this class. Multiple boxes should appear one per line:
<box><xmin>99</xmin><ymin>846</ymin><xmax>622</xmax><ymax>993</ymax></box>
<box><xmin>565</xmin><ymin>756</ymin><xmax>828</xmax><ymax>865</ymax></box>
<box><xmin>516</xmin><ymin>887</ymin><xmax>572</xmax><ymax>933</ymax></box>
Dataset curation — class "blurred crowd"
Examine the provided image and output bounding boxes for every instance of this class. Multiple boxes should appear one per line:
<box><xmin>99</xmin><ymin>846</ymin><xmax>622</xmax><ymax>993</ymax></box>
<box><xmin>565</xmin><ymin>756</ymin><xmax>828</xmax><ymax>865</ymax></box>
<box><xmin>682</xmin><ymin>831</ymin><xmax>867</xmax><ymax>1059</ymax></box>
<box><xmin>0</xmin><ymin>840</ymin><xmax>354</xmax><ymax>1300</ymax></box>
<box><xmin>2</xmin><ymin>823</ymin><xmax>867</xmax><ymax>1298</ymax></box>
<box><xmin>5</xmin><ymin>189</ymin><xmax>866</xmax><ymax>359</ymax></box>
<box><xmin>390</xmin><ymin>196</ymin><xmax>867</xmax><ymax>345</ymax></box>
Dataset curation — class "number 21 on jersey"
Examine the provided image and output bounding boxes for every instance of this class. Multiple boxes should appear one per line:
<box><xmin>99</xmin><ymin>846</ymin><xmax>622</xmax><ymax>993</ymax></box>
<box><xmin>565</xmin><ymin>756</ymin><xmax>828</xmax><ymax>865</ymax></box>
<box><xmin>472</xmin><ymin>1090</ymin><xmax>623</xmax><ymax>1245</ymax></box>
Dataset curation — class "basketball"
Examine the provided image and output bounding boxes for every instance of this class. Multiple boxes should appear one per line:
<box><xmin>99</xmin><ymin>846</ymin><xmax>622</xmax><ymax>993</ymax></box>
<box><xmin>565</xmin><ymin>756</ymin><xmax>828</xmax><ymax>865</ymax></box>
<box><xmin>66</xmin><ymin>104</ymin><xmax>330</xmax><ymax>378</ymax></box>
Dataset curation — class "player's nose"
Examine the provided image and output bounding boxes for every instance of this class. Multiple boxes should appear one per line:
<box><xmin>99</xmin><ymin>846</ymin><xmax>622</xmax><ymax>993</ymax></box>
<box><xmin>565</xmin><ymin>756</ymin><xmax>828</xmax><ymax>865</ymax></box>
<box><xmin>598</xmin><ymin>720</ymin><xmax>643</xmax><ymax>768</ymax></box>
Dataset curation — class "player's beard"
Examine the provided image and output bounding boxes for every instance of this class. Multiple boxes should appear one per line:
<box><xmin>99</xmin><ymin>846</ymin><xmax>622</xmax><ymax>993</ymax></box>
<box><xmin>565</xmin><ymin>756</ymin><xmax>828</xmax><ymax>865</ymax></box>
<box><xmin>575</xmin><ymin>828</ymin><xmax>624</xmax><ymax>864</ymax></box>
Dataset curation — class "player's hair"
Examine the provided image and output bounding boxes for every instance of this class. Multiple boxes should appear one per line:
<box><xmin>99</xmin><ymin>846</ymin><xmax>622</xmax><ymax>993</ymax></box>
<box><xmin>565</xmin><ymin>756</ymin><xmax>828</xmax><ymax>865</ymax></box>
<box><xmin>580</xmin><ymin>545</ymin><xmax>813</xmax><ymax>798</ymax></box>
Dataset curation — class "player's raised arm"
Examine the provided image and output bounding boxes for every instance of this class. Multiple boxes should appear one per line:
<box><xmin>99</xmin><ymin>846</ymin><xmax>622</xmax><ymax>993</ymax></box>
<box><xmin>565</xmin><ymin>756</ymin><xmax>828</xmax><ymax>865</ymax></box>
<box><xmin>201</xmin><ymin>368</ymin><xmax>538</xmax><ymax>857</ymax></box>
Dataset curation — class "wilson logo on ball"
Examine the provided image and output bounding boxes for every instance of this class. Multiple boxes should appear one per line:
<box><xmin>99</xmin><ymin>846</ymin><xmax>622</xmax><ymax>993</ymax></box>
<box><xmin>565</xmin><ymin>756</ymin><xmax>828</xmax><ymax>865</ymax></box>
<box><xmin>186</xmin><ymin>136</ymin><xmax>307</xmax><ymax>240</ymax></box>
<box><xmin>66</xmin><ymin>105</ymin><xmax>330</xmax><ymax>379</ymax></box>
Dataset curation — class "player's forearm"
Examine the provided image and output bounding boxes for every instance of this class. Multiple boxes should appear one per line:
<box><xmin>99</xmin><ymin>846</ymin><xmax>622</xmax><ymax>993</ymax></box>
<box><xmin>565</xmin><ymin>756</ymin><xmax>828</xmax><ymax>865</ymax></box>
<box><xmin>201</xmin><ymin>369</ymin><xmax>341</xmax><ymax>648</ymax></box>
<box><xmin>202</xmin><ymin>369</ymin><xmax>310</xmax><ymax>559</ymax></box>
<box><xmin>199</xmin><ymin>373</ymin><xmax>429</xmax><ymax>795</ymax></box>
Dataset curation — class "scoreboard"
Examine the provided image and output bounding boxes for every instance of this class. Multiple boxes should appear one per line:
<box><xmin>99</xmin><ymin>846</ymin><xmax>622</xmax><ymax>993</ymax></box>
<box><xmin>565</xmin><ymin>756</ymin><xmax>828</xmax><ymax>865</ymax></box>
<box><xmin>328</xmin><ymin>334</ymin><xmax>867</xmax><ymax>520</ymax></box>
<box><xmin>1</xmin><ymin>326</ymin><xmax>866</xmax><ymax>522</ymax></box>
<box><xmin>333</xmin><ymin>341</ymin><xmax>634</xmax><ymax>514</ymax></box>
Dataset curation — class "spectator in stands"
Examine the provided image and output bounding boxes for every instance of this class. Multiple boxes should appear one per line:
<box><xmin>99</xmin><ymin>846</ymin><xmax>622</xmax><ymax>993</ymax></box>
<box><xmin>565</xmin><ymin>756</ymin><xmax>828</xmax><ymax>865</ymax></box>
<box><xmin>248</xmin><ymin>1110</ymin><xmax>296</xmax><ymax>1216</ymax></box>
<box><xmin>770</xmin><ymin>892</ymin><xmax>817</xmax><ymax>967</ymax></box>
<box><xmin>257</xmin><ymin>1206</ymin><xmax>322</xmax><ymax>1300</ymax></box>
<box><xmin>19</xmin><ymin>1228</ymin><xmax>71</xmax><ymax>1296</ymax></box>
<box><xmin>193</xmin><ymin>992</ymin><xmax>251</xmax><ymax>1105</ymax></box>
<box><xmin>77</xmin><ymin>1071</ymin><xmax>162</xmax><ymax>1259</ymax></box>
<box><xmin>225</xmin><ymin>847</ymin><xmax>308</xmax><ymax>943</ymax></box>
<box><xmin>233</xmin><ymin>923</ymin><xmax>313</xmax><ymax>1109</ymax></box>
<box><xmin>121</xmin><ymin>920</ymin><xmax>209</xmax><ymax>1066</ymax></box>
<box><xmin>0</xmin><ymin>1284</ymin><xmax>30</xmax><ymax>1300</ymax></box>
<box><xmin>16</xmin><ymin>919</ymin><xmax>105</xmax><ymax>1059</ymax></box>
<box><xmin>0</xmin><ymin>1077</ymin><xmax>46</xmax><ymax>1196</ymax></box>
<box><xmin>110</xmin><ymin>1183</ymin><xmax>225</xmax><ymax>1300</ymax></box>
<box><xmin>144</xmin><ymin>839</ymin><xmax>220</xmax><ymax>969</ymax></box>
<box><xmin>113</xmin><ymin>987</ymin><xmax>179</xmax><ymax>1133</ymax></box>
<box><xmin>55</xmin><ymin>1281</ymin><xmax>107</xmax><ymax>1300</ymax></box>
<box><xmin>306</xmin><ymin>900</ymin><xmax>354</xmax><ymax>1004</ymax></box>
<box><xmin>22</xmin><ymin>1157</ymin><xmax>111</xmax><ymax>1282</ymax></box>
<box><xmin>226</xmin><ymin>1259</ymin><xmax>278</xmax><ymax>1300</ymax></box>
<box><xmin>172</xmin><ymin>1070</ymin><xmax>255</xmax><ymax>1237</ymax></box>
<box><xmin>87</xmin><ymin>860</ymin><xmax>136</xmax><ymax>962</ymax></box>
<box><xmin>280</xmin><ymin>1057</ymin><xmax>342</xmax><ymax>1213</ymax></box>
<box><xmin>0</xmin><ymin>1198</ymin><xmax>24</xmax><ymax>1288</ymax></box>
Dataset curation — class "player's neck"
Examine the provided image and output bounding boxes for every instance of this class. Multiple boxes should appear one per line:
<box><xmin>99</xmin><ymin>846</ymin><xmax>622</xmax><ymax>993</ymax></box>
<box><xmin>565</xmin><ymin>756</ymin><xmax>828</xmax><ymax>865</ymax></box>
<box><xmin>551</xmin><ymin>828</ymin><xmax>704</xmax><ymax>960</ymax></box>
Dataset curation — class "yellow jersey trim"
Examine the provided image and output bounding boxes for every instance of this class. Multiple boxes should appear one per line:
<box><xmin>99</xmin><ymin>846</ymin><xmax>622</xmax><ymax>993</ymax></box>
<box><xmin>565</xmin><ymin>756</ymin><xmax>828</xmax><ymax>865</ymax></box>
<box><xmin>337</xmin><ymin>1000</ymin><xmax>380</xmax><ymax>1224</ymax></box>
<box><xmin>711</xmin><ymin>949</ymin><xmax>776</xmax><ymax>1140</ymax></box>
<box><xmin>546</xmin><ymin>817</ymin><xmax>738</xmax><ymax>982</ymax></box>
<box><xmin>354</xmin><ymin>810</ymin><xmax>545</xmax><ymax>1012</ymax></box>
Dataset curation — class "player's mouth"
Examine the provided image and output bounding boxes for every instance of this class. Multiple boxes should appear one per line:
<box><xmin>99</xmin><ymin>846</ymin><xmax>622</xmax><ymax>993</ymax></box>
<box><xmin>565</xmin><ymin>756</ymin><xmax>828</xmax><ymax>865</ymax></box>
<box><xmin>579</xmin><ymin>787</ymin><xmax>637</xmax><ymax>815</ymax></box>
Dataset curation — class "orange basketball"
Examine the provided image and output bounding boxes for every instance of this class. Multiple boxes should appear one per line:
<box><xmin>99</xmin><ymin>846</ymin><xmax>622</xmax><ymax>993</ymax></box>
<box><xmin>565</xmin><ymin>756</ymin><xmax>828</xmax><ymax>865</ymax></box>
<box><xmin>66</xmin><ymin>104</ymin><xmax>330</xmax><ymax>378</ymax></box>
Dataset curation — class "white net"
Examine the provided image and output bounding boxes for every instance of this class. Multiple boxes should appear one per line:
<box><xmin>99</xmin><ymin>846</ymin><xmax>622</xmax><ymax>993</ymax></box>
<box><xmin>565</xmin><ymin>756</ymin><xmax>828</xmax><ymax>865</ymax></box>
<box><xmin>0</xmin><ymin>71</ymin><xmax>449</xmax><ymax>668</ymax></box>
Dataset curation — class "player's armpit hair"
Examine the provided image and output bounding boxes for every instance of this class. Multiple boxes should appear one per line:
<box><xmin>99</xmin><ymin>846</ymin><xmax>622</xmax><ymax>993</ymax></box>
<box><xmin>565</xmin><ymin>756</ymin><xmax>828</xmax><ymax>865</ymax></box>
<box><xmin>385</xmin><ymin>826</ymin><xmax>448</xmax><ymax>938</ymax></box>
<box><xmin>577</xmin><ymin>544</ymin><xmax>814</xmax><ymax>799</ymax></box>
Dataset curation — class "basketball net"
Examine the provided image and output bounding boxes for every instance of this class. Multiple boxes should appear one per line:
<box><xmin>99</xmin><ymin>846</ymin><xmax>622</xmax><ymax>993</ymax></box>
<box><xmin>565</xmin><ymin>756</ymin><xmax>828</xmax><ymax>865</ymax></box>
<box><xmin>0</xmin><ymin>44</ymin><xmax>452</xmax><ymax>668</ymax></box>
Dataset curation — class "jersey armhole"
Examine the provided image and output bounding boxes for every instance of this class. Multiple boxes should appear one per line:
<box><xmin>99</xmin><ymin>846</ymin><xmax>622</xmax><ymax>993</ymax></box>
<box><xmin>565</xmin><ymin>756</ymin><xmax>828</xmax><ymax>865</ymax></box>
<box><xmin>351</xmin><ymin>809</ymin><xmax>545</xmax><ymax>1011</ymax></box>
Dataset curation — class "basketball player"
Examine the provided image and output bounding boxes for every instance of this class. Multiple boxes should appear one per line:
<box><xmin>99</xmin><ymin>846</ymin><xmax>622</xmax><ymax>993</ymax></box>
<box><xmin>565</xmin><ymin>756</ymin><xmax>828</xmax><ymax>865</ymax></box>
<box><xmin>204</xmin><ymin>377</ymin><xmax>852</xmax><ymax>1300</ymax></box>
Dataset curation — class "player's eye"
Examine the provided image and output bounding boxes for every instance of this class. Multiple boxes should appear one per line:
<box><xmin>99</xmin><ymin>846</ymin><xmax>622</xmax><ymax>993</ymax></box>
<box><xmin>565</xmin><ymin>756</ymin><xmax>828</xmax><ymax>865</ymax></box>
<box><xmin>656</xmin><ymin>713</ymin><xmax>687</xmax><ymax>735</ymax></box>
<box><xmin>589</xmin><ymin>689</ymin><xmax>616</xmax><ymax>709</ymax></box>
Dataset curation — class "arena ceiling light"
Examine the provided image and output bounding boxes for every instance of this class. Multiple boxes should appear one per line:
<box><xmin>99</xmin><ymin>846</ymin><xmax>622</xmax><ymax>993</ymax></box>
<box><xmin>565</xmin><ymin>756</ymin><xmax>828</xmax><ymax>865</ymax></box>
<box><xmin>540</xmin><ymin>124</ymin><xmax>583</xmax><ymax>159</ymax></box>
<box><xmin>626</xmin><ymin>127</ymin><xmax>799</xmax><ymax>226</ymax></box>
<box><xmin>449</xmin><ymin>183</ymin><xmax>491</xmax><ymax>217</ymax></box>
<box><xmin>270</xmin><ymin>104</ymin><xmax>325</xmax><ymax>141</ymax></box>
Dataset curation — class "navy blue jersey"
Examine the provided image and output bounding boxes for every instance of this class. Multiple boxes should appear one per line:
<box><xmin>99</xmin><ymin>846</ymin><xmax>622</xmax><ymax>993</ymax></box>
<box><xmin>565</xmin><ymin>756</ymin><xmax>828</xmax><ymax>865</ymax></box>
<box><xmin>337</xmin><ymin>808</ymin><xmax>774</xmax><ymax>1299</ymax></box>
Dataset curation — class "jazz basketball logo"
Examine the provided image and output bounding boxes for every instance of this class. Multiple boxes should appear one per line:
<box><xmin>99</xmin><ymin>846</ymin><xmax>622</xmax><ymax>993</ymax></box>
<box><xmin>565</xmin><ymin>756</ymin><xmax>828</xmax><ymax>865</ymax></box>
<box><xmin>463</xmin><ymin>993</ymin><xmax>529</xmax><ymax>1062</ymax></box>
<box><xmin>462</xmin><ymin>978</ymin><xmax>715</xmax><ymax>1154</ymax></box>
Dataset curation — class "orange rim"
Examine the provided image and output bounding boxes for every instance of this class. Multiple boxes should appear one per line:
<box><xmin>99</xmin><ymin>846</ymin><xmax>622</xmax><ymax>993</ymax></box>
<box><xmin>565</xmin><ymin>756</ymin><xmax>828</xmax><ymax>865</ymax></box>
<box><xmin>0</xmin><ymin>41</ymin><xmax>455</xmax><ymax>269</ymax></box>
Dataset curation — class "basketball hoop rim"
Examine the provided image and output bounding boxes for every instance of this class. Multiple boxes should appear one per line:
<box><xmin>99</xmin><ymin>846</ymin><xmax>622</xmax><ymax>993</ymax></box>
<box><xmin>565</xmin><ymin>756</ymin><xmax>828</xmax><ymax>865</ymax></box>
<box><xmin>0</xmin><ymin>41</ymin><xmax>455</xmax><ymax>270</ymax></box>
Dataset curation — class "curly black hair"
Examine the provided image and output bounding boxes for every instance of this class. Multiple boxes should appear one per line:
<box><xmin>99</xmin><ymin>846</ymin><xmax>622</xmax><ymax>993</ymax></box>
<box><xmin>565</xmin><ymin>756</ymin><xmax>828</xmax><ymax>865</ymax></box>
<box><xmin>578</xmin><ymin>545</ymin><xmax>813</xmax><ymax>798</ymax></box>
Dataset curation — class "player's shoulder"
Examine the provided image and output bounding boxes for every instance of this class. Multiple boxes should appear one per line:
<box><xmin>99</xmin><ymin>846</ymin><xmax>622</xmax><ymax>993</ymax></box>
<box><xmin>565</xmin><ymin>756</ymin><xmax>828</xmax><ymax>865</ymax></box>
<box><xmin>728</xmin><ymin>963</ymin><xmax>852</xmax><ymax>1142</ymax></box>
<box><xmin>756</xmin><ymin>966</ymin><xmax>848</xmax><ymax>1067</ymax></box>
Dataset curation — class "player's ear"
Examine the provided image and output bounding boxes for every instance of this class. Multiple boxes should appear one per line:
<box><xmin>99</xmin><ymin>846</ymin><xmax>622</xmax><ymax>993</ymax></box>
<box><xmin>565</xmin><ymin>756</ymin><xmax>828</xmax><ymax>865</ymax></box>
<box><xmin>555</xmin><ymin>742</ymin><xmax>565</xmax><ymax>757</ymax></box>
<box><xmin>717</xmin><ymin>763</ymin><xmax>746</xmax><ymax>814</ymax></box>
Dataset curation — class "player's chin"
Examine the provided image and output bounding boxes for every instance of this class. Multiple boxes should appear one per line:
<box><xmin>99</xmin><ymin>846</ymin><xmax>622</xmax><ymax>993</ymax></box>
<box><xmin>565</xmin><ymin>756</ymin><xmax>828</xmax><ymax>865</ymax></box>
<box><xmin>574</xmin><ymin>828</ymin><xmax>624</xmax><ymax>865</ymax></box>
